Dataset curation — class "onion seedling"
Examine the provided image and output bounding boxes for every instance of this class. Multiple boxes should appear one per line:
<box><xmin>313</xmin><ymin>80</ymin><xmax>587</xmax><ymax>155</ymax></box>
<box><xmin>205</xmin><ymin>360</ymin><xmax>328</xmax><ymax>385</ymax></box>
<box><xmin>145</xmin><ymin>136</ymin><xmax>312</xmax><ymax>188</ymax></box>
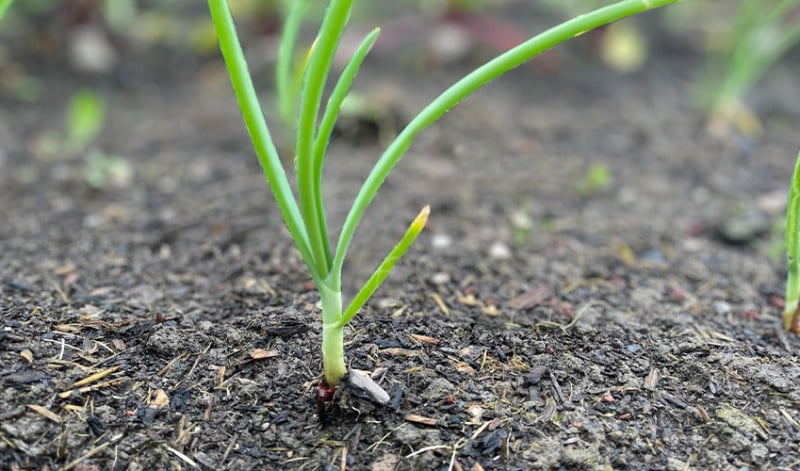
<box><xmin>0</xmin><ymin>0</ymin><xmax>13</xmax><ymax>20</ymax></box>
<box><xmin>207</xmin><ymin>0</ymin><xmax>679</xmax><ymax>391</ymax></box>
<box><xmin>275</xmin><ymin>0</ymin><xmax>309</xmax><ymax>132</ymax></box>
<box><xmin>702</xmin><ymin>0</ymin><xmax>800</xmax><ymax>137</ymax></box>
<box><xmin>784</xmin><ymin>152</ymin><xmax>800</xmax><ymax>333</ymax></box>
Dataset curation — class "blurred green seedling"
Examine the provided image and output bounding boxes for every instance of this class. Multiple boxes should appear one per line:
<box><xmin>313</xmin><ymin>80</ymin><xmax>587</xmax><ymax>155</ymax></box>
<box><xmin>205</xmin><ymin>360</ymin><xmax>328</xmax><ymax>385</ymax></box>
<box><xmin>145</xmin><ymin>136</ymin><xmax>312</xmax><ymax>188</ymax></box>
<box><xmin>276</xmin><ymin>0</ymin><xmax>309</xmax><ymax>132</ymax></box>
<box><xmin>701</xmin><ymin>0</ymin><xmax>800</xmax><ymax>137</ymax></box>
<box><xmin>208</xmin><ymin>0</ymin><xmax>680</xmax><ymax>394</ymax></box>
<box><xmin>762</xmin><ymin>216</ymin><xmax>786</xmax><ymax>263</ymax></box>
<box><xmin>83</xmin><ymin>150</ymin><xmax>132</xmax><ymax>189</ymax></box>
<box><xmin>63</xmin><ymin>89</ymin><xmax>132</xmax><ymax>188</ymax></box>
<box><xmin>0</xmin><ymin>0</ymin><xmax>14</xmax><ymax>21</ymax></box>
<box><xmin>784</xmin><ymin>152</ymin><xmax>800</xmax><ymax>333</ymax></box>
<box><xmin>577</xmin><ymin>163</ymin><xmax>612</xmax><ymax>196</ymax></box>
<box><xmin>65</xmin><ymin>89</ymin><xmax>106</xmax><ymax>153</ymax></box>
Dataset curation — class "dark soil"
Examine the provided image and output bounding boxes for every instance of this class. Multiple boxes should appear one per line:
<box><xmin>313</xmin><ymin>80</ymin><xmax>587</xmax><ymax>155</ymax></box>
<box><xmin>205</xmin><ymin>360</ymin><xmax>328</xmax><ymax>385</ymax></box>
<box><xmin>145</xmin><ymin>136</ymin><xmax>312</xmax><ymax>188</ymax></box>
<box><xmin>3</xmin><ymin>5</ymin><xmax>800</xmax><ymax>471</ymax></box>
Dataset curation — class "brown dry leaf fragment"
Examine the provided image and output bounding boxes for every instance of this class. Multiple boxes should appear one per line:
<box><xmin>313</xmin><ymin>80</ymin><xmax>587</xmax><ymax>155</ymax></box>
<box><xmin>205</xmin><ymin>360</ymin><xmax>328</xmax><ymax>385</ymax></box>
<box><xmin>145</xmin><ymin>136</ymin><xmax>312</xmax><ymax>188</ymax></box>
<box><xmin>455</xmin><ymin>362</ymin><xmax>477</xmax><ymax>375</ymax></box>
<box><xmin>487</xmin><ymin>417</ymin><xmax>501</xmax><ymax>431</ymax></box>
<box><xmin>431</xmin><ymin>293</ymin><xmax>450</xmax><ymax>315</ymax></box>
<box><xmin>467</xmin><ymin>404</ymin><xmax>484</xmax><ymax>422</ymax></box>
<box><xmin>458</xmin><ymin>345</ymin><xmax>482</xmax><ymax>361</ymax></box>
<box><xmin>481</xmin><ymin>305</ymin><xmax>500</xmax><ymax>316</ymax></box>
<box><xmin>215</xmin><ymin>366</ymin><xmax>226</xmax><ymax>388</ymax></box>
<box><xmin>58</xmin><ymin>377</ymin><xmax>127</xmax><ymax>398</ymax></box>
<box><xmin>166</xmin><ymin>445</ymin><xmax>199</xmax><ymax>468</ymax></box>
<box><xmin>507</xmin><ymin>284</ymin><xmax>552</xmax><ymax>310</ymax></box>
<box><xmin>696</xmin><ymin>405</ymin><xmax>711</xmax><ymax>423</ymax></box>
<box><xmin>55</xmin><ymin>324</ymin><xmax>82</xmax><ymax>333</ymax></box>
<box><xmin>540</xmin><ymin>397</ymin><xmax>557</xmax><ymax>422</ymax></box>
<box><xmin>53</xmin><ymin>263</ymin><xmax>76</xmax><ymax>276</ymax></box>
<box><xmin>409</xmin><ymin>334</ymin><xmax>440</xmax><ymax>345</ymax></box>
<box><xmin>471</xmin><ymin>462</ymin><xmax>485</xmax><ymax>471</ymax></box>
<box><xmin>457</xmin><ymin>293</ymin><xmax>479</xmax><ymax>306</ymax></box>
<box><xmin>249</xmin><ymin>348</ymin><xmax>279</xmax><ymax>360</ymax></box>
<box><xmin>73</xmin><ymin>366</ymin><xmax>119</xmax><ymax>388</ymax></box>
<box><xmin>644</xmin><ymin>368</ymin><xmax>660</xmax><ymax>390</ymax></box>
<box><xmin>27</xmin><ymin>404</ymin><xmax>62</xmax><ymax>423</ymax></box>
<box><xmin>20</xmin><ymin>349</ymin><xmax>33</xmax><ymax>364</ymax></box>
<box><xmin>391</xmin><ymin>306</ymin><xmax>407</xmax><ymax>318</ymax></box>
<box><xmin>379</xmin><ymin>348</ymin><xmax>420</xmax><ymax>357</ymax></box>
<box><xmin>405</xmin><ymin>414</ymin><xmax>438</xmax><ymax>426</ymax></box>
<box><xmin>152</xmin><ymin>388</ymin><xmax>169</xmax><ymax>408</ymax></box>
<box><xmin>89</xmin><ymin>286</ymin><xmax>114</xmax><ymax>296</ymax></box>
<box><xmin>779</xmin><ymin>408</ymin><xmax>800</xmax><ymax>432</ymax></box>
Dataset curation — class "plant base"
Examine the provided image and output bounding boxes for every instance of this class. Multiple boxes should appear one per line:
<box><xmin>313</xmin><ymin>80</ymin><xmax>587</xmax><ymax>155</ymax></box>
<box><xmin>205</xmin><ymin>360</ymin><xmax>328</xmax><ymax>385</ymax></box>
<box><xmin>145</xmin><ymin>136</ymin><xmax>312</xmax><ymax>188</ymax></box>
<box><xmin>785</xmin><ymin>306</ymin><xmax>800</xmax><ymax>334</ymax></box>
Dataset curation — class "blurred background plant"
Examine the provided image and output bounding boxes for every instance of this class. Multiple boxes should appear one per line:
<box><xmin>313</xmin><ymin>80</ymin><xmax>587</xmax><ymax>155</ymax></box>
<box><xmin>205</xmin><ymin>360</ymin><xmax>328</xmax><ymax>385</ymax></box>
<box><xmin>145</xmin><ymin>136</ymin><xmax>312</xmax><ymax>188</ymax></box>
<box><xmin>2</xmin><ymin>1</ymin><xmax>799</xmax><ymax>147</ymax></box>
<box><xmin>577</xmin><ymin>163</ymin><xmax>613</xmax><ymax>197</ymax></box>
<box><xmin>694</xmin><ymin>0</ymin><xmax>800</xmax><ymax>139</ymax></box>
<box><xmin>0</xmin><ymin>0</ymin><xmax>14</xmax><ymax>21</ymax></box>
<box><xmin>65</xmin><ymin>89</ymin><xmax>131</xmax><ymax>188</ymax></box>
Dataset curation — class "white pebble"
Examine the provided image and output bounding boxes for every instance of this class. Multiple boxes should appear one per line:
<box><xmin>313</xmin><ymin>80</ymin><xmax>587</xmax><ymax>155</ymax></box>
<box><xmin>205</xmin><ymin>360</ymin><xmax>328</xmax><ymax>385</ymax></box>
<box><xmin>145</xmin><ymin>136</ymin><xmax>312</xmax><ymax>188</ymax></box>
<box><xmin>431</xmin><ymin>234</ymin><xmax>452</xmax><ymax>250</ymax></box>
<box><xmin>488</xmin><ymin>241</ymin><xmax>511</xmax><ymax>260</ymax></box>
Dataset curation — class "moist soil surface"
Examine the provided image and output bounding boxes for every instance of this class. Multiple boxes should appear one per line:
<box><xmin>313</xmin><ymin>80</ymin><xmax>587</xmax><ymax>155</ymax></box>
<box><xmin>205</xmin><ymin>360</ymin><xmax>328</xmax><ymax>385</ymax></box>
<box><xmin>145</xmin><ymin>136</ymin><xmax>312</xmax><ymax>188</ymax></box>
<box><xmin>3</xmin><ymin>7</ymin><xmax>800</xmax><ymax>471</ymax></box>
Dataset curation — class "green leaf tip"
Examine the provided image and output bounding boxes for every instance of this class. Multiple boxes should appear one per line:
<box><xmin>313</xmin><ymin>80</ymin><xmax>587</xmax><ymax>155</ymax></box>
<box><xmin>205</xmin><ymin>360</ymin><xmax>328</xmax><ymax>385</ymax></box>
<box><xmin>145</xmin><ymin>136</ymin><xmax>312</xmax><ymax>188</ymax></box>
<box><xmin>412</xmin><ymin>204</ymin><xmax>431</xmax><ymax>231</ymax></box>
<box><xmin>337</xmin><ymin>205</ymin><xmax>430</xmax><ymax>328</ymax></box>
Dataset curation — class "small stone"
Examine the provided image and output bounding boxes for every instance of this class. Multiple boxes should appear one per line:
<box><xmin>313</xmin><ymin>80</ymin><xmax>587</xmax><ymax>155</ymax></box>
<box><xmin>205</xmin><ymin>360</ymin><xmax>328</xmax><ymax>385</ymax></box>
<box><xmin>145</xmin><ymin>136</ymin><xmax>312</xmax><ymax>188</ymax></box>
<box><xmin>607</xmin><ymin>431</ymin><xmax>624</xmax><ymax>444</ymax></box>
<box><xmin>392</xmin><ymin>423</ymin><xmax>439</xmax><ymax>445</ymax></box>
<box><xmin>348</xmin><ymin>369</ymin><xmax>390</xmax><ymax>405</ymax></box>
<box><xmin>427</xmin><ymin>24</ymin><xmax>472</xmax><ymax>64</ymax></box>
<box><xmin>666</xmin><ymin>457</ymin><xmax>687</xmax><ymax>471</ymax></box>
<box><xmin>488</xmin><ymin>241</ymin><xmax>511</xmax><ymax>260</ymax></box>
<box><xmin>715</xmin><ymin>201</ymin><xmax>770</xmax><ymax>244</ymax></box>
<box><xmin>431</xmin><ymin>234</ymin><xmax>452</xmax><ymax>249</ymax></box>
<box><xmin>370</xmin><ymin>453</ymin><xmax>403</xmax><ymax>471</ymax></box>
<box><xmin>750</xmin><ymin>443</ymin><xmax>769</xmax><ymax>464</ymax></box>
<box><xmin>431</xmin><ymin>272</ymin><xmax>450</xmax><ymax>285</ymax></box>
<box><xmin>421</xmin><ymin>377</ymin><xmax>456</xmax><ymax>402</ymax></box>
<box><xmin>467</xmin><ymin>404</ymin><xmax>484</xmax><ymax>421</ymax></box>
<box><xmin>713</xmin><ymin>301</ymin><xmax>731</xmax><ymax>315</ymax></box>
<box><xmin>193</xmin><ymin>452</ymin><xmax>214</xmax><ymax>468</ymax></box>
<box><xmin>69</xmin><ymin>26</ymin><xmax>117</xmax><ymax>73</ymax></box>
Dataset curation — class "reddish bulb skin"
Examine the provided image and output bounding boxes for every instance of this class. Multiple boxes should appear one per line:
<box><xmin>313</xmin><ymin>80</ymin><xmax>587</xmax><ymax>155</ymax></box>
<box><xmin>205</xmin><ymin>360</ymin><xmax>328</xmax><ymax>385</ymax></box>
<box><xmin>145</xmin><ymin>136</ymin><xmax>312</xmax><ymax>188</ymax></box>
<box><xmin>315</xmin><ymin>382</ymin><xmax>336</xmax><ymax>417</ymax></box>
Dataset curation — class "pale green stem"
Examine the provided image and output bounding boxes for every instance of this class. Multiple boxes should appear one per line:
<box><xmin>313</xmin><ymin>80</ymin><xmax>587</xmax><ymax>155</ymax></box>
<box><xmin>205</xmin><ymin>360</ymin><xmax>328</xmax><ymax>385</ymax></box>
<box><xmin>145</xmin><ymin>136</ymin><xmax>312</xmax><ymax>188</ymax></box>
<box><xmin>319</xmin><ymin>283</ymin><xmax>346</xmax><ymax>385</ymax></box>
<box><xmin>784</xmin><ymin>151</ymin><xmax>800</xmax><ymax>331</ymax></box>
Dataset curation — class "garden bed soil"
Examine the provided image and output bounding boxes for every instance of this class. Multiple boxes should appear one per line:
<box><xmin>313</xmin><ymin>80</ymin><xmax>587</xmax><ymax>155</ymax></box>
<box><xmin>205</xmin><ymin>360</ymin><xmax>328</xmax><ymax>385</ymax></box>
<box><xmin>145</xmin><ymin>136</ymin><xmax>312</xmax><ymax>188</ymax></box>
<box><xmin>2</xmin><ymin>8</ymin><xmax>800</xmax><ymax>470</ymax></box>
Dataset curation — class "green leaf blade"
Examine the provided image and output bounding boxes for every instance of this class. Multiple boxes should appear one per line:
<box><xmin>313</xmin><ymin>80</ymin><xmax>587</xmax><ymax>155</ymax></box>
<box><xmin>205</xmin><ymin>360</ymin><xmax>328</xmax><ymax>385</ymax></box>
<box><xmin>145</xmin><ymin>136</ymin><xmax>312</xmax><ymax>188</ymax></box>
<box><xmin>276</xmin><ymin>0</ymin><xmax>309</xmax><ymax>129</ymax></box>
<box><xmin>208</xmin><ymin>0</ymin><xmax>319</xmax><ymax>283</ymax></box>
<box><xmin>337</xmin><ymin>205</ymin><xmax>430</xmax><ymax>328</ymax></box>
<box><xmin>295</xmin><ymin>0</ymin><xmax>354</xmax><ymax>279</ymax></box>
<box><xmin>331</xmin><ymin>0</ymin><xmax>681</xmax><ymax>280</ymax></box>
